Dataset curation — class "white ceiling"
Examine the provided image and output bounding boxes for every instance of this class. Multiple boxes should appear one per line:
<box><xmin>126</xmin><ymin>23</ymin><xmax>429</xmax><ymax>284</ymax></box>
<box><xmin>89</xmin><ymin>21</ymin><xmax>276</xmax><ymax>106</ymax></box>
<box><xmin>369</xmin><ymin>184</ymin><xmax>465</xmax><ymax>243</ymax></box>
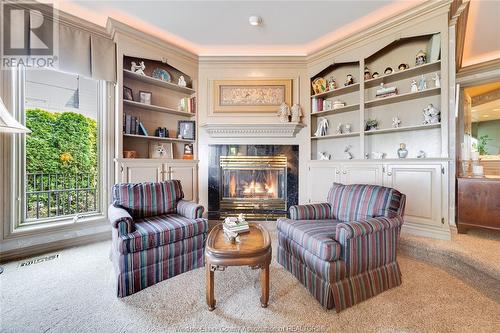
<box><xmin>58</xmin><ymin>0</ymin><xmax>420</xmax><ymax>56</ymax></box>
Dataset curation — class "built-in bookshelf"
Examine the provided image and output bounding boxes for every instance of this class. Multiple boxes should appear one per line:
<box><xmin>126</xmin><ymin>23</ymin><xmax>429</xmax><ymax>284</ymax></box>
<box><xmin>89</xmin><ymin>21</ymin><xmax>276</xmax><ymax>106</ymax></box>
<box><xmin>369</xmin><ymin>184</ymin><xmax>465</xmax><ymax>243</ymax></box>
<box><xmin>121</xmin><ymin>56</ymin><xmax>196</xmax><ymax>160</ymax></box>
<box><xmin>310</xmin><ymin>33</ymin><xmax>443</xmax><ymax>160</ymax></box>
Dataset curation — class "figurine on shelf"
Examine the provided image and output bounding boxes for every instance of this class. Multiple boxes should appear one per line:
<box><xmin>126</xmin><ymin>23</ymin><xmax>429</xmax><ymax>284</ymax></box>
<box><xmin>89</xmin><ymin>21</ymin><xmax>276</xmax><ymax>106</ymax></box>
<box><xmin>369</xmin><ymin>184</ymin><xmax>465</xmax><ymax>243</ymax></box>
<box><xmin>277</xmin><ymin>102</ymin><xmax>291</xmax><ymax>123</ymax></box>
<box><xmin>417</xmin><ymin>150</ymin><xmax>426</xmax><ymax>158</ymax></box>
<box><xmin>319</xmin><ymin>152</ymin><xmax>331</xmax><ymax>160</ymax></box>
<box><xmin>291</xmin><ymin>104</ymin><xmax>302</xmax><ymax>123</ymax></box>
<box><xmin>314</xmin><ymin>117</ymin><xmax>329</xmax><ymax>137</ymax></box>
<box><xmin>335</xmin><ymin>123</ymin><xmax>343</xmax><ymax>135</ymax></box>
<box><xmin>372</xmin><ymin>72</ymin><xmax>379</xmax><ymax>79</ymax></box>
<box><xmin>398</xmin><ymin>63</ymin><xmax>409</xmax><ymax>71</ymax></box>
<box><xmin>410</xmin><ymin>79</ymin><xmax>418</xmax><ymax>93</ymax></box>
<box><xmin>423</xmin><ymin>103</ymin><xmax>441</xmax><ymax>124</ymax></box>
<box><xmin>364</xmin><ymin>67</ymin><xmax>371</xmax><ymax>80</ymax></box>
<box><xmin>365</xmin><ymin>118</ymin><xmax>378</xmax><ymax>131</ymax></box>
<box><xmin>364</xmin><ymin>153</ymin><xmax>370</xmax><ymax>159</ymax></box>
<box><xmin>178</xmin><ymin>75</ymin><xmax>187</xmax><ymax>87</ymax></box>
<box><xmin>345</xmin><ymin>74</ymin><xmax>354</xmax><ymax>86</ymax></box>
<box><xmin>432</xmin><ymin>73</ymin><xmax>440</xmax><ymax>88</ymax></box>
<box><xmin>392</xmin><ymin>116</ymin><xmax>401</xmax><ymax>128</ymax></box>
<box><xmin>384</xmin><ymin>67</ymin><xmax>393</xmax><ymax>75</ymax></box>
<box><xmin>397</xmin><ymin>143</ymin><xmax>408</xmax><ymax>159</ymax></box>
<box><xmin>328</xmin><ymin>77</ymin><xmax>337</xmax><ymax>91</ymax></box>
<box><xmin>415</xmin><ymin>50</ymin><xmax>427</xmax><ymax>66</ymax></box>
<box><xmin>372</xmin><ymin>152</ymin><xmax>386</xmax><ymax>159</ymax></box>
<box><xmin>418</xmin><ymin>75</ymin><xmax>427</xmax><ymax>91</ymax></box>
<box><xmin>131</xmin><ymin>61</ymin><xmax>146</xmax><ymax>75</ymax></box>
<box><xmin>344</xmin><ymin>145</ymin><xmax>354</xmax><ymax>160</ymax></box>
<box><xmin>344</xmin><ymin>123</ymin><xmax>352</xmax><ymax>133</ymax></box>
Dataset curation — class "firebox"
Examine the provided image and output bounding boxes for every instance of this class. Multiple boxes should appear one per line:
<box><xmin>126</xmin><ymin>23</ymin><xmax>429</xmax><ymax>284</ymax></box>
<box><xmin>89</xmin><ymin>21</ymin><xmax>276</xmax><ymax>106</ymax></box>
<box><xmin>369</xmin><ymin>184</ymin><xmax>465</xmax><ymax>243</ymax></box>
<box><xmin>219</xmin><ymin>156</ymin><xmax>287</xmax><ymax>219</ymax></box>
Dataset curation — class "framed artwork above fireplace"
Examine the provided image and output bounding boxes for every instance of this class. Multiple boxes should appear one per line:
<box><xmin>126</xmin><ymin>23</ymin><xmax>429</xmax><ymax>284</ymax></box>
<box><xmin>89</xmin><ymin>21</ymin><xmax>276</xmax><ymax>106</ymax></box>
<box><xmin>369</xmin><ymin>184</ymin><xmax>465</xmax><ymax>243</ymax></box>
<box><xmin>213</xmin><ymin>79</ymin><xmax>292</xmax><ymax>113</ymax></box>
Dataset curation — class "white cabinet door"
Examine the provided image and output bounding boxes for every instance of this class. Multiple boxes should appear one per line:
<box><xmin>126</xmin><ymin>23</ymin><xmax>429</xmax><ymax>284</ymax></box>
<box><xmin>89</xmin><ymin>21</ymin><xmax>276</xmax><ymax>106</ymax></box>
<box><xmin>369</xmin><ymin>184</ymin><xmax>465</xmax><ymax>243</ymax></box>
<box><xmin>120</xmin><ymin>161</ymin><xmax>163</xmax><ymax>183</ymax></box>
<box><xmin>340</xmin><ymin>163</ymin><xmax>384</xmax><ymax>185</ymax></box>
<box><xmin>166</xmin><ymin>162</ymin><xmax>198</xmax><ymax>202</ymax></box>
<box><xmin>307</xmin><ymin>163</ymin><xmax>340</xmax><ymax>203</ymax></box>
<box><xmin>384</xmin><ymin>164</ymin><xmax>442</xmax><ymax>227</ymax></box>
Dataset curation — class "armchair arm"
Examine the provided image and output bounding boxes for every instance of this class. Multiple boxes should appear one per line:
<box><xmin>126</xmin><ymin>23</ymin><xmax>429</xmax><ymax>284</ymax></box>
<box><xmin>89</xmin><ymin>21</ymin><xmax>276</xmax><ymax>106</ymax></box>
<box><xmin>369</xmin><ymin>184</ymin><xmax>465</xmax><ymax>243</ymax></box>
<box><xmin>108</xmin><ymin>205</ymin><xmax>134</xmax><ymax>235</ymax></box>
<box><xmin>177</xmin><ymin>200</ymin><xmax>204</xmax><ymax>219</ymax></box>
<box><xmin>335</xmin><ymin>216</ymin><xmax>404</xmax><ymax>275</ymax></box>
<box><xmin>289</xmin><ymin>203</ymin><xmax>332</xmax><ymax>220</ymax></box>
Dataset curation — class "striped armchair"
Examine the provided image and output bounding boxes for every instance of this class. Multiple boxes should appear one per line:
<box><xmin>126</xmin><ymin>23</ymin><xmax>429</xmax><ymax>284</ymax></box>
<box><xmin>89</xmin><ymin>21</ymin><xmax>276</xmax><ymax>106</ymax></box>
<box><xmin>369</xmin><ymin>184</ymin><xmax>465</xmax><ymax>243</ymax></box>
<box><xmin>108</xmin><ymin>180</ymin><xmax>207</xmax><ymax>297</ymax></box>
<box><xmin>277</xmin><ymin>183</ymin><xmax>406</xmax><ymax>312</ymax></box>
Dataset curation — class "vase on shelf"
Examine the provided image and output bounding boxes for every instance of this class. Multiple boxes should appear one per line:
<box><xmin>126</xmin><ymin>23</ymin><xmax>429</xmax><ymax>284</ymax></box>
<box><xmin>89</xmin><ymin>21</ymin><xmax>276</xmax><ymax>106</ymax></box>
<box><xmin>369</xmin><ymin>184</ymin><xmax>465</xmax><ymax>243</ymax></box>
<box><xmin>397</xmin><ymin>143</ymin><xmax>408</xmax><ymax>158</ymax></box>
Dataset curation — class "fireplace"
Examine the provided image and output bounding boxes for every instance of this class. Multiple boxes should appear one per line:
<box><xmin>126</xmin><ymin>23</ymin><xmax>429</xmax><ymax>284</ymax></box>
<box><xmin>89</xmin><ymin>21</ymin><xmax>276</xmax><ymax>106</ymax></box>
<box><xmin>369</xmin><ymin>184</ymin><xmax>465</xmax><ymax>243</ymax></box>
<box><xmin>209</xmin><ymin>145</ymin><xmax>298</xmax><ymax>221</ymax></box>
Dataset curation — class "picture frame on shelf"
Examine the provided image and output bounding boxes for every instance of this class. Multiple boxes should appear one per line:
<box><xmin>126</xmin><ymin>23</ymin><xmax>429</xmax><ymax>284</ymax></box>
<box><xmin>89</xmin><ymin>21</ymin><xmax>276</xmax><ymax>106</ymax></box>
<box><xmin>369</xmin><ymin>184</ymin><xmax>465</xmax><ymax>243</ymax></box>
<box><xmin>183</xmin><ymin>143</ymin><xmax>194</xmax><ymax>160</ymax></box>
<box><xmin>177</xmin><ymin>120</ymin><xmax>196</xmax><ymax>140</ymax></box>
<box><xmin>149</xmin><ymin>141</ymin><xmax>173</xmax><ymax>159</ymax></box>
<box><xmin>123</xmin><ymin>86</ymin><xmax>134</xmax><ymax>101</ymax></box>
<box><xmin>139</xmin><ymin>91</ymin><xmax>152</xmax><ymax>105</ymax></box>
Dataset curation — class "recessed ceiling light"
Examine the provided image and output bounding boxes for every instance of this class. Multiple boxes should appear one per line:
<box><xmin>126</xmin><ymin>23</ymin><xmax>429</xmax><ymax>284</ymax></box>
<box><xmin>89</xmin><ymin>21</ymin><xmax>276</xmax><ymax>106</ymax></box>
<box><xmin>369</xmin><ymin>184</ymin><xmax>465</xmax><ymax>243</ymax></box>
<box><xmin>249</xmin><ymin>16</ymin><xmax>262</xmax><ymax>26</ymax></box>
<box><xmin>494</xmin><ymin>108</ymin><xmax>500</xmax><ymax>111</ymax></box>
<box><xmin>471</xmin><ymin>109</ymin><xmax>477</xmax><ymax>112</ymax></box>
<box><xmin>483</xmin><ymin>115</ymin><xmax>490</xmax><ymax>118</ymax></box>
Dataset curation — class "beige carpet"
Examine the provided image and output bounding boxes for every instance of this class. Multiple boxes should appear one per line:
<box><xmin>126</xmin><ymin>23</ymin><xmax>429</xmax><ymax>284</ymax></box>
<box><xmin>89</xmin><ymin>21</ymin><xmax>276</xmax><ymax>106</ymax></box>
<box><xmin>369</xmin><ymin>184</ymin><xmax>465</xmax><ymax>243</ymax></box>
<box><xmin>1</xmin><ymin>225</ymin><xmax>499</xmax><ymax>333</ymax></box>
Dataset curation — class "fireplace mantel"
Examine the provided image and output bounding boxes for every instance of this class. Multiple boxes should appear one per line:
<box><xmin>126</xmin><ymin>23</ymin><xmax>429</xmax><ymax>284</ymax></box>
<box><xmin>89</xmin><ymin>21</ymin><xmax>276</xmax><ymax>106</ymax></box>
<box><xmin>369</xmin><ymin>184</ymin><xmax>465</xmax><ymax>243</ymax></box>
<box><xmin>202</xmin><ymin>122</ymin><xmax>305</xmax><ymax>138</ymax></box>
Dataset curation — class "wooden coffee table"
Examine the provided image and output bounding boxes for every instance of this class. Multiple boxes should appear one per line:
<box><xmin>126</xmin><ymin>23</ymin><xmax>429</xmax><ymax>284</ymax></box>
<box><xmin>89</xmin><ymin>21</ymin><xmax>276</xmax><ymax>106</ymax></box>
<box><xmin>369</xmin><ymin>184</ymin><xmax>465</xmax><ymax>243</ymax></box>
<box><xmin>205</xmin><ymin>222</ymin><xmax>272</xmax><ymax>310</ymax></box>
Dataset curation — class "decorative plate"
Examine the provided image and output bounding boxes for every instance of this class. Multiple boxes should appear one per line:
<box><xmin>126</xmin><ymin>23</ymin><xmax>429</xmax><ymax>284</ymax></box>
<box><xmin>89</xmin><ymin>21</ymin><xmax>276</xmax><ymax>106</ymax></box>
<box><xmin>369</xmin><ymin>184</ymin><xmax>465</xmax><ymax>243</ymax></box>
<box><xmin>312</xmin><ymin>77</ymin><xmax>327</xmax><ymax>94</ymax></box>
<box><xmin>152</xmin><ymin>68</ymin><xmax>171</xmax><ymax>82</ymax></box>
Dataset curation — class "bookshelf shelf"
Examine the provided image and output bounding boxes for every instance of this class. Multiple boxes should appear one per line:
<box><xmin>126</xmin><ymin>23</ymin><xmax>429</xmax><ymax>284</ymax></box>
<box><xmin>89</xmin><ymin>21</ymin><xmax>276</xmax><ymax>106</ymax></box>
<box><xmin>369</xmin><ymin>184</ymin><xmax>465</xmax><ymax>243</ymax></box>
<box><xmin>311</xmin><ymin>104</ymin><xmax>360</xmax><ymax>116</ymax></box>
<box><xmin>364</xmin><ymin>61</ymin><xmax>441</xmax><ymax>88</ymax></box>
<box><xmin>311</xmin><ymin>132</ymin><xmax>360</xmax><ymax>140</ymax></box>
<box><xmin>124</xmin><ymin>100</ymin><xmax>195</xmax><ymax>117</ymax></box>
<box><xmin>123</xmin><ymin>133</ymin><xmax>195</xmax><ymax>143</ymax></box>
<box><xmin>364</xmin><ymin>87</ymin><xmax>440</xmax><ymax>108</ymax></box>
<box><xmin>123</xmin><ymin>69</ymin><xmax>195</xmax><ymax>95</ymax></box>
<box><xmin>310</xmin><ymin>83</ymin><xmax>360</xmax><ymax>99</ymax></box>
<box><xmin>364</xmin><ymin>123</ymin><xmax>440</xmax><ymax>135</ymax></box>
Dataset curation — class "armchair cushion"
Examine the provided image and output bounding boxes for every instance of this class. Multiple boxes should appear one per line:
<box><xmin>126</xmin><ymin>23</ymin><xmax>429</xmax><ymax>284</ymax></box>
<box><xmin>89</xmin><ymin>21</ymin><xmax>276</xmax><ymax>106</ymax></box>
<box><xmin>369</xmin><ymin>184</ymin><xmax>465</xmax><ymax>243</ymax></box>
<box><xmin>177</xmin><ymin>200</ymin><xmax>204</xmax><ymax>219</ymax></box>
<box><xmin>108</xmin><ymin>204</ymin><xmax>134</xmax><ymax>235</ymax></box>
<box><xmin>277</xmin><ymin>218</ymin><xmax>341</xmax><ymax>261</ymax></box>
<box><xmin>289</xmin><ymin>203</ymin><xmax>332</xmax><ymax>220</ymax></box>
<box><xmin>327</xmin><ymin>183</ymin><xmax>404</xmax><ymax>222</ymax></box>
<box><xmin>112</xmin><ymin>180</ymin><xmax>184</xmax><ymax>219</ymax></box>
<box><xmin>117</xmin><ymin>214</ymin><xmax>208</xmax><ymax>254</ymax></box>
<box><xmin>335</xmin><ymin>216</ymin><xmax>404</xmax><ymax>241</ymax></box>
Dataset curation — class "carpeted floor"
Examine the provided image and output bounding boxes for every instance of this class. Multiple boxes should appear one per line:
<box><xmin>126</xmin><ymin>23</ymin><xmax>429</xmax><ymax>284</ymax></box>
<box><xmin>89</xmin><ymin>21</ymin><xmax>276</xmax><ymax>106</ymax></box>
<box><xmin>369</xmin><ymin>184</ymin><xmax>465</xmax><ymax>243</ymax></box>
<box><xmin>1</xmin><ymin>225</ymin><xmax>499</xmax><ymax>333</ymax></box>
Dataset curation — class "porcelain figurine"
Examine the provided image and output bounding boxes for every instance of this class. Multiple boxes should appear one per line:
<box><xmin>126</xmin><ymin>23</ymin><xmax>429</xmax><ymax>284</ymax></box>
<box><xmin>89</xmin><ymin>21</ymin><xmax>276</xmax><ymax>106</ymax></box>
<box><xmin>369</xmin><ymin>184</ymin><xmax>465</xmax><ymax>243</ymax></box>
<box><xmin>344</xmin><ymin>145</ymin><xmax>354</xmax><ymax>160</ymax></box>
<box><xmin>415</xmin><ymin>50</ymin><xmax>427</xmax><ymax>66</ymax></box>
<box><xmin>314</xmin><ymin>117</ymin><xmax>329</xmax><ymax>137</ymax></box>
<box><xmin>365</xmin><ymin>153</ymin><xmax>370</xmax><ymax>159</ymax></box>
<box><xmin>345</xmin><ymin>74</ymin><xmax>354</xmax><ymax>86</ymax></box>
<box><xmin>418</xmin><ymin>75</ymin><xmax>427</xmax><ymax>91</ymax></box>
<box><xmin>410</xmin><ymin>79</ymin><xmax>418</xmax><ymax>93</ymax></box>
<box><xmin>277</xmin><ymin>102</ymin><xmax>291</xmax><ymax>123</ymax></box>
<box><xmin>335</xmin><ymin>123</ymin><xmax>343</xmax><ymax>135</ymax></box>
<box><xmin>364</xmin><ymin>67</ymin><xmax>371</xmax><ymax>80</ymax></box>
<box><xmin>372</xmin><ymin>72</ymin><xmax>379</xmax><ymax>79</ymax></box>
<box><xmin>422</xmin><ymin>104</ymin><xmax>441</xmax><ymax>124</ymax></box>
<box><xmin>344</xmin><ymin>123</ymin><xmax>352</xmax><ymax>133</ymax></box>
<box><xmin>328</xmin><ymin>77</ymin><xmax>337</xmax><ymax>91</ymax></box>
<box><xmin>131</xmin><ymin>61</ymin><xmax>146</xmax><ymax>75</ymax></box>
<box><xmin>432</xmin><ymin>73</ymin><xmax>440</xmax><ymax>88</ymax></box>
<box><xmin>319</xmin><ymin>152</ymin><xmax>331</xmax><ymax>160</ymax></box>
<box><xmin>178</xmin><ymin>75</ymin><xmax>187</xmax><ymax>87</ymax></box>
<box><xmin>365</xmin><ymin>118</ymin><xmax>378</xmax><ymax>131</ymax></box>
<box><xmin>392</xmin><ymin>116</ymin><xmax>401</xmax><ymax>128</ymax></box>
<box><xmin>372</xmin><ymin>152</ymin><xmax>386</xmax><ymax>159</ymax></box>
<box><xmin>384</xmin><ymin>67</ymin><xmax>393</xmax><ymax>75</ymax></box>
<box><xmin>397</xmin><ymin>143</ymin><xmax>408</xmax><ymax>158</ymax></box>
<box><xmin>417</xmin><ymin>150</ymin><xmax>426</xmax><ymax>158</ymax></box>
<box><xmin>398</xmin><ymin>63</ymin><xmax>409</xmax><ymax>71</ymax></box>
<box><xmin>291</xmin><ymin>104</ymin><xmax>302</xmax><ymax>122</ymax></box>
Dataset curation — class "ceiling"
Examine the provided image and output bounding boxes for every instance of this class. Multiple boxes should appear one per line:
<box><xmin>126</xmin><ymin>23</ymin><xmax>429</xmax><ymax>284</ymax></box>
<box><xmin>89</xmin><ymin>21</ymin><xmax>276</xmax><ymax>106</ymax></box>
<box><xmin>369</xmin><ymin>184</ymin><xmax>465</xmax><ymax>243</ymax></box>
<box><xmin>57</xmin><ymin>0</ymin><xmax>421</xmax><ymax>56</ymax></box>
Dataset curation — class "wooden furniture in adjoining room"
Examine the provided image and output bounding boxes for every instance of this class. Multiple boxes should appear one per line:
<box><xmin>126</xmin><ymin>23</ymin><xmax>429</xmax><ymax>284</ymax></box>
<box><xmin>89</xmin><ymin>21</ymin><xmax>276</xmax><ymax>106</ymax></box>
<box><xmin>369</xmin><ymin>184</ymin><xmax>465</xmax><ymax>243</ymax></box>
<box><xmin>205</xmin><ymin>223</ymin><xmax>272</xmax><ymax>310</ymax></box>
<box><xmin>457</xmin><ymin>176</ymin><xmax>500</xmax><ymax>233</ymax></box>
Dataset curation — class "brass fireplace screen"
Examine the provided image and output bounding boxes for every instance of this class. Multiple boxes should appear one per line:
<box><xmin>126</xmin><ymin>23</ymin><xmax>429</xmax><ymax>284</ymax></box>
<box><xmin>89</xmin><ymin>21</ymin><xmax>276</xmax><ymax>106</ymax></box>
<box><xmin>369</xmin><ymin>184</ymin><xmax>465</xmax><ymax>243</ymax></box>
<box><xmin>219</xmin><ymin>155</ymin><xmax>287</xmax><ymax>219</ymax></box>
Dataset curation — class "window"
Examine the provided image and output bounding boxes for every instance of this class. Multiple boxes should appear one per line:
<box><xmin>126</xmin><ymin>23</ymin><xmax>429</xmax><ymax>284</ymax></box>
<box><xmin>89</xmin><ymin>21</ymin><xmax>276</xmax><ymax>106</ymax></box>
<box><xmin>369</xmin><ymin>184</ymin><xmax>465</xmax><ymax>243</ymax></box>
<box><xmin>13</xmin><ymin>67</ymin><xmax>108</xmax><ymax>228</ymax></box>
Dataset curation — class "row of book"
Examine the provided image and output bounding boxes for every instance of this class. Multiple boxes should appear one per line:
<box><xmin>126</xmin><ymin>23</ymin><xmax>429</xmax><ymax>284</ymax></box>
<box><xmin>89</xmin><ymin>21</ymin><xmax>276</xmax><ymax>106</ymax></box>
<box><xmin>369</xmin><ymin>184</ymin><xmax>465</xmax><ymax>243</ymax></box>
<box><xmin>123</xmin><ymin>114</ymin><xmax>148</xmax><ymax>135</ymax></box>
<box><xmin>311</xmin><ymin>97</ymin><xmax>324</xmax><ymax>113</ymax></box>
<box><xmin>180</xmin><ymin>96</ymin><xmax>196</xmax><ymax>114</ymax></box>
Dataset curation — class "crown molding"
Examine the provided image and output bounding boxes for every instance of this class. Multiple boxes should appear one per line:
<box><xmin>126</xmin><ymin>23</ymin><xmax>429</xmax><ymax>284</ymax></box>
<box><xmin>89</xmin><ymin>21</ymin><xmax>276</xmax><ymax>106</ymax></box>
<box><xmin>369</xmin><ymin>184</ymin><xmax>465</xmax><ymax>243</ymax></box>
<box><xmin>457</xmin><ymin>58</ymin><xmax>500</xmax><ymax>86</ymax></box>
<box><xmin>202</xmin><ymin>123</ymin><xmax>305</xmax><ymax>138</ymax></box>
<box><xmin>198</xmin><ymin>56</ymin><xmax>307</xmax><ymax>65</ymax></box>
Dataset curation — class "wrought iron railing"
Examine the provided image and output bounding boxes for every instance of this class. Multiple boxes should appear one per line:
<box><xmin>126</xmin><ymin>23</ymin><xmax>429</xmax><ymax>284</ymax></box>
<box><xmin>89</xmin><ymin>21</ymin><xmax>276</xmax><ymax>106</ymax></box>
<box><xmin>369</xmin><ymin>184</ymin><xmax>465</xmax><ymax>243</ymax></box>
<box><xmin>25</xmin><ymin>172</ymin><xmax>98</xmax><ymax>221</ymax></box>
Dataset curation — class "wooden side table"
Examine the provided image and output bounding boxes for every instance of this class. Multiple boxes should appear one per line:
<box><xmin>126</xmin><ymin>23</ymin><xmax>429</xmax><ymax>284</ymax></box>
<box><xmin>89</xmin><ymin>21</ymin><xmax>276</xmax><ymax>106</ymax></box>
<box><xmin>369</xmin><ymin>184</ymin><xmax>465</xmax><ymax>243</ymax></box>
<box><xmin>205</xmin><ymin>223</ymin><xmax>272</xmax><ymax>310</ymax></box>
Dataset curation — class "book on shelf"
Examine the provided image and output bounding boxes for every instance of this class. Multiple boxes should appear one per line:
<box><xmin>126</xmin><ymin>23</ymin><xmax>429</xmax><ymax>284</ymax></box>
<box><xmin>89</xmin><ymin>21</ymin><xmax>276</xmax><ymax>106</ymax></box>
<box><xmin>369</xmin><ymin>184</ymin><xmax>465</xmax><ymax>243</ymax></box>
<box><xmin>124</xmin><ymin>114</ymin><xmax>143</xmax><ymax>135</ymax></box>
<box><xmin>180</xmin><ymin>96</ymin><xmax>197</xmax><ymax>113</ymax></box>
<box><xmin>138</xmin><ymin>122</ymin><xmax>148</xmax><ymax>136</ymax></box>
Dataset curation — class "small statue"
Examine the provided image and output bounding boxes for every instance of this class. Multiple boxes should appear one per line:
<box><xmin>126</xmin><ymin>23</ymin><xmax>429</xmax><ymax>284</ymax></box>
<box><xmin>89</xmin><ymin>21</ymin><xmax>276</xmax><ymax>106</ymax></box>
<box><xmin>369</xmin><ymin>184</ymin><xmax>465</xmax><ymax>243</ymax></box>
<box><xmin>328</xmin><ymin>77</ymin><xmax>337</xmax><ymax>91</ymax></box>
<box><xmin>415</xmin><ymin>50</ymin><xmax>426</xmax><ymax>66</ymax></box>
<box><xmin>314</xmin><ymin>117</ymin><xmax>329</xmax><ymax>137</ymax></box>
<box><xmin>372</xmin><ymin>72</ymin><xmax>379</xmax><ymax>79</ymax></box>
<box><xmin>392</xmin><ymin>116</ymin><xmax>401</xmax><ymax>128</ymax></box>
<box><xmin>418</xmin><ymin>75</ymin><xmax>427</xmax><ymax>91</ymax></box>
<box><xmin>398</xmin><ymin>63</ymin><xmax>409</xmax><ymax>71</ymax></box>
<box><xmin>344</xmin><ymin>123</ymin><xmax>352</xmax><ymax>133</ymax></box>
<box><xmin>364</xmin><ymin>67</ymin><xmax>371</xmax><ymax>80</ymax></box>
<box><xmin>397</xmin><ymin>143</ymin><xmax>408</xmax><ymax>159</ymax></box>
<box><xmin>291</xmin><ymin>104</ymin><xmax>302</xmax><ymax>123</ymax></box>
<box><xmin>178</xmin><ymin>75</ymin><xmax>187</xmax><ymax>87</ymax></box>
<box><xmin>131</xmin><ymin>61</ymin><xmax>146</xmax><ymax>75</ymax></box>
<box><xmin>345</xmin><ymin>74</ymin><xmax>354</xmax><ymax>86</ymax></box>
<box><xmin>335</xmin><ymin>123</ymin><xmax>343</xmax><ymax>135</ymax></box>
<box><xmin>372</xmin><ymin>152</ymin><xmax>386</xmax><ymax>159</ymax></box>
<box><xmin>410</xmin><ymin>79</ymin><xmax>418</xmax><ymax>93</ymax></box>
<box><xmin>319</xmin><ymin>152</ymin><xmax>331</xmax><ymax>160</ymax></box>
<box><xmin>384</xmin><ymin>67</ymin><xmax>393</xmax><ymax>75</ymax></box>
<box><xmin>422</xmin><ymin>104</ymin><xmax>441</xmax><ymax>124</ymax></box>
<box><xmin>432</xmin><ymin>73</ymin><xmax>440</xmax><ymax>88</ymax></box>
<box><xmin>277</xmin><ymin>103</ymin><xmax>290</xmax><ymax>123</ymax></box>
<box><xmin>344</xmin><ymin>145</ymin><xmax>353</xmax><ymax>160</ymax></box>
<box><xmin>417</xmin><ymin>150</ymin><xmax>426</xmax><ymax>158</ymax></box>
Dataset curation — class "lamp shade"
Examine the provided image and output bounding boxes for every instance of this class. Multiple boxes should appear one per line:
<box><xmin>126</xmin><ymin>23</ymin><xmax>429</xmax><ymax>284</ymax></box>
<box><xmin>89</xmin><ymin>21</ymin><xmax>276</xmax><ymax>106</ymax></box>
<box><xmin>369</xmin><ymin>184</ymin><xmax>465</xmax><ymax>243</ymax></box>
<box><xmin>0</xmin><ymin>97</ymin><xmax>31</xmax><ymax>133</ymax></box>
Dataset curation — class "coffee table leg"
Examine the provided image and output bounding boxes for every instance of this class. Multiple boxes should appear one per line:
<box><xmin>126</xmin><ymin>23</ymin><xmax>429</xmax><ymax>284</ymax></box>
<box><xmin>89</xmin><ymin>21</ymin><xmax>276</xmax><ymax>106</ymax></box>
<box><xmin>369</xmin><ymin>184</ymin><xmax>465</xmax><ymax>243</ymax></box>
<box><xmin>260</xmin><ymin>263</ymin><xmax>269</xmax><ymax>308</ymax></box>
<box><xmin>206</xmin><ymin>263</ymin><xmax>215</xmax><ymax>311</ymax></box>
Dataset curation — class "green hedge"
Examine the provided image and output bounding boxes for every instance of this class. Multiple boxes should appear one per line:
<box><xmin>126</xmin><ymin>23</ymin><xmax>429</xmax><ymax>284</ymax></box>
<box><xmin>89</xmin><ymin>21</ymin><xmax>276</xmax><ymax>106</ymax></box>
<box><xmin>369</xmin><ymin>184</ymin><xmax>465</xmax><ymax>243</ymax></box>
<box><xmin>26</xmin><ymin>109</ymin><xmax>97</xmax><ymax>175</ymax></box>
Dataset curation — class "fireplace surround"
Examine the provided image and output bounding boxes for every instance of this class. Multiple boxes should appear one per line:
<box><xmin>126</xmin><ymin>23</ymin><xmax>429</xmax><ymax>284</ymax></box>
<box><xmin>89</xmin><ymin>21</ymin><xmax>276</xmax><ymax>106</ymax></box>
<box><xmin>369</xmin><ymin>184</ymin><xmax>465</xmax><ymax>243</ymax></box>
<box><xmin>208</xmin><ymin>145</ymin><xmax>298</xmax><ymax>220</ymax></box>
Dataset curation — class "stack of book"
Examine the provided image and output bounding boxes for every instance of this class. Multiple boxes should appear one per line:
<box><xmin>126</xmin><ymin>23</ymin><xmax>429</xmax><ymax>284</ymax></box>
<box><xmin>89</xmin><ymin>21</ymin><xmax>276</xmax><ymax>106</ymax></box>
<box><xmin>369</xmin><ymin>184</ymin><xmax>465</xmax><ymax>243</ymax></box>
<box><xmin>223</xmin><ymin>216</ymin><xmax>249</xmax><ymax>235</ymax></box>
<box><xmin>376</xmin><ymin>85</ymin><xmax>398</xmax><ymax>98</ymax></box>
<box><xmin>123</xmin><ymin>114</ymin><xmax>148</xmax><ymax>135</ymax></box>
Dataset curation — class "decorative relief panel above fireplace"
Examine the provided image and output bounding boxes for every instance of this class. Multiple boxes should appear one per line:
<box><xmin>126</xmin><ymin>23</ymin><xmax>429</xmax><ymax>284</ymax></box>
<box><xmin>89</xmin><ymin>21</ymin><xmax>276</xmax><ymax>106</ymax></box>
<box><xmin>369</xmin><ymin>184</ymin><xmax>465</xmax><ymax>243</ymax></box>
<box><xmin>202</xmin><ymin>123</ymin><xmax>305</xmax><ymax>138</ymax></box>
